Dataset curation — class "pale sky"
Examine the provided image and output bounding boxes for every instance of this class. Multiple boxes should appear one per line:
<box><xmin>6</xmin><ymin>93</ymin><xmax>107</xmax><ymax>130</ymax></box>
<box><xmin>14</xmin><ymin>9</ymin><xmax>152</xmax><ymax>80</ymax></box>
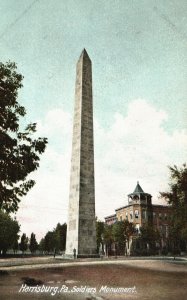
<box><xmin>0</xmin><ymin>0</ymin><xmax>187</xmax><ymax>241</ymax></box>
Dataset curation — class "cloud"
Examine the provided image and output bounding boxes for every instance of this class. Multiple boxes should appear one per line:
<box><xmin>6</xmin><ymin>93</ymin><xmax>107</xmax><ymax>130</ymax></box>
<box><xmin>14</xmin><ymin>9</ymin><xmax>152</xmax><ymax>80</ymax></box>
<box><xmin>17</xmin><ymin>107</ymin><xmax>72</xmax><ymax>241</ymax></box>
<box><xmin>16</xmin><ymin>100</ymin><xmax>187</xmax><ymax>240</ymax></box>
<box><xmin>37</xmin><ymin>107</ymin><xmax>72</xmax><ymax>137</ymax></box>
<box><xmin>95</xmin><ymin>99</ymin><xmax>187</xmax><ymax>218</ymax></box>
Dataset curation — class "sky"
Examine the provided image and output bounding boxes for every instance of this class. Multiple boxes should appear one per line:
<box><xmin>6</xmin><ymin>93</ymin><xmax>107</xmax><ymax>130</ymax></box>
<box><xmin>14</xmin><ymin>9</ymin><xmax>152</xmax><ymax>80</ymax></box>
<box><xmin>0</xmin><ymin>0</ymin><xmax>187</xmax><ymax>241</ymax></box>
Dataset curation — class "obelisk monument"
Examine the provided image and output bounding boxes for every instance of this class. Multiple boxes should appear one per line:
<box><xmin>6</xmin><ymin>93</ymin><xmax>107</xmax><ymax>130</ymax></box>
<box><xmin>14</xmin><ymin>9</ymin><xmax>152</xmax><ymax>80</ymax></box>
<box><xmin>65</xmin><ymin>49</ymin><xmax>97</xmax><ymax>257</ymax></box>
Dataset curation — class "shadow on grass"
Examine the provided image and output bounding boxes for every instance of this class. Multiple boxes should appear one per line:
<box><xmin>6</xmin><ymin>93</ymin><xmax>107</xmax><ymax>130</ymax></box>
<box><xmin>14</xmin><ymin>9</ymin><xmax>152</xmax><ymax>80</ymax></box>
<box><xmin>0</xmin><ymin>270</ymin><xmax>9</xmax><ymax>276</ymax></box>
<box><xmin>21</xmin><ymin>277</ymin><xmax>44</xmax><ymax>286</ymax></box>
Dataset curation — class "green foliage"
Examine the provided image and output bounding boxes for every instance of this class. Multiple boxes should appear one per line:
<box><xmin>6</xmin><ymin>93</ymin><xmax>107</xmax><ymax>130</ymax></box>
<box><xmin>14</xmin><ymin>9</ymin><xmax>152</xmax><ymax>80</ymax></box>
<box><xmin>131</xmin><ymin>225</ymin><xmax>160</xmax><ymax>256</ymax></box>
<box><xmin>39</xmin><ymin>223</ymin><xmax>67</xmax><ymax>253</ymax></box>
<box><xmin>160</xmin><ymin>164</ymin><xmax>187</xmax><ymax>251</ymax></box>
<box><xmin>12</xmin><ymin>239</ymin><xmax>19</xmax><ymax>253</ymax></box>
<box><xmin>19</xmin><ymin>233</ymin><xmax>28</xmax><ymax>254</ymax></box>
<box><xmin>102</xmin><ymin>224</ymin><xmax>114</xmax><ymax>256</ymax></box>
<box><xmin>103</xmin><ymin>224</ymin><xmax>114</xmax><ymax>244</ymax></box>
<box><xmin>29</xmin><ymin>233</ymin><xmax>38</xmax><ymax>253</ymax></box>
<box><xmin>112</xmin><ymin>221</ymin><xmax>126</xmax><ymax>254</ymax></box>
<box><xmin>55</xmin><ymin>223</ymin><xmax>67</xmax><ymax>251</ymax></box>
<box><xmin>140</xmin><ymin>225</ymin><xmax>160</xmax><ymax>244</ymax></box>
<box><xmin>96</xmin><ymin>220</ymin><xmax>105</xmax><ymax>252</ymax></box>
<box><xmin>112</xmin><ymin>220</ymin><xmax>135</xmax><ymax>254</ymax></box>
<box><xmin>43</xmin><ymin>231</ymin><xmax>56</xmax><ymax>253</ymax></box>
<box><xmin>38</xmin><ymin>238</ymin><xmax>45</xmax><ymax>252</ymax></box>
<box><xmin>122</xmin><ymin>220</ymin><xmax>135</xmax><ymax>242</ymax></box>
<box><xmin>101</xmin><ymin>220</ymin><xmax>135</xmax><ymax>255</ymax></box>
<box><xmin>140</xmin><ymin>224</ymin><xmax>160</xmax><ymax>253</ymax></box>
<box><xmin>0</xmin><ymin>210</ymin><xmax>20</xmax><ymax>255</ymax></box>
<box><xmin>0</xmin><ymin>61</ymin><xmax>48</xmax><ymax>213</ymax></box>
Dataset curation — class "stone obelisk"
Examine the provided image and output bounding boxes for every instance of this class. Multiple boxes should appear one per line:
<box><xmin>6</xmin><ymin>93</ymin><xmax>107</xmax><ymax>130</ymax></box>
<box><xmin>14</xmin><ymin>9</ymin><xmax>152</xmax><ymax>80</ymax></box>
<box><xmin>65</xmin><ymin>49</ymin><xmax>97</xmax><ymax>257</ymax></box>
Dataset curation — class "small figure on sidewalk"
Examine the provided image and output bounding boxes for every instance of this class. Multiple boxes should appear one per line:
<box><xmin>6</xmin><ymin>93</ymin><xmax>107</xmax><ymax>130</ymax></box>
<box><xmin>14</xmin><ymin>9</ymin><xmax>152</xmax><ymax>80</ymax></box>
<box><xmin>73</xmin><ymin>248</ymin><xmax>76</xmax><ymax>259</ymax></box>
<box><xmin>53</xmin><ymin>248</ymin><xmax>56</xmax><ymax>258</ymax></box>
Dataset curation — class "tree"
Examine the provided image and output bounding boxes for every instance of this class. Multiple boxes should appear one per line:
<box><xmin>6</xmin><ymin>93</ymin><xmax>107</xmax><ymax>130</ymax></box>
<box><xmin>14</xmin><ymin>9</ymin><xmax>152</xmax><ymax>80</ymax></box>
<box><xmin>0</xmin><ymin>61</ymin><xmax>47</xmax><ymax>213</ymax></box>
<box><xmin>112</xmin><ymin>221</ymin><xmax>126</xmax><ymax>255</ymax></box>
<box><xmin>54</xmin><ymin>223</ymin><xmax>67</xmax><ymax>252</ymax></box>
<box><xmin>29</xmin><ymin>233</ymin><xmax>38</xmax><ymax>253</ymax></box>
<box><xmin>19</xmin><ymin>233</ymin><xmax>28</xmax><ymax>254</ymax></box>
<box><xmin>44</xmin><ymin>231</ymin><xmax>57</xmax><ymax>253</ymax></box>
<box><xmin>12</xmin><ymin>240</ymin><xmax>19</xmax><ymax>254</ymax></box>
<box><xmin>38</xmin><ymin>238</ymin><xmax>45</xmax><ymax>253</ymax></box>
<box><xmin>40</xmin><ymin>223</ymin><xmax>67</xmax><ymax>254</ymax></box>
<box><xmin>139</xmin><ymin>225</ymin><xmax>160</xmax><ymax>254</ymax></box>
<box><xmin>0</xmin><ymin>210</ymin><xmax>20</xmax><ymax>255</ymax></box>
<box><xmin>160</xmin><ymin>164</ymin><xmax>187</xmax><ymax>253</ymax></box>
<box><xmin>122</xmin><ymin>220</ymin><xmax>135</xmax><ymax>252</ymax></box>
<box><xmin>112</xmin><ymin>220</ymin><xmax>135</xmax><ymax>255</ymax></box>
<box><xmin>96</xmin><ymin>220</ymin><xmax>105</xmax><ymax>253</ymax></box>
<box><xmin>103</xmin><ymin>224</ymin><xmax>114</xmax><ymax>256</ymax></box>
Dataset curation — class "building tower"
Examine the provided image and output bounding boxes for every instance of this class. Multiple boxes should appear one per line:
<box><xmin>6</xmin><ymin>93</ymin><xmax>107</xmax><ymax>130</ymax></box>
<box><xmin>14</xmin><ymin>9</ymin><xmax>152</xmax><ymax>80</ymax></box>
<box><xmin>128</xmin><ymin>182</ymin><xmax>152</xmax><ymax>205</ymax></box>
<box><xmin>65</xmin><ymin>49</ymin><xmax>97</xmax><ymax>257</ymax></box>
<box><xmin>128</xmin><ymin>181</ymin><xmax>153</xmax><ymax>226</ymax></box>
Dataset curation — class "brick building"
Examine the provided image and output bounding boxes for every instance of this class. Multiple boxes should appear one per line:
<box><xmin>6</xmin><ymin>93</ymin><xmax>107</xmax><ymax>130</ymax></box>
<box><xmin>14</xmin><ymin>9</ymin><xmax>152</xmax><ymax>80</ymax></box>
<box><xmin>105</xmin><ymin>182</ymin><xmax>171</xmax><ymax>255</ymax></box>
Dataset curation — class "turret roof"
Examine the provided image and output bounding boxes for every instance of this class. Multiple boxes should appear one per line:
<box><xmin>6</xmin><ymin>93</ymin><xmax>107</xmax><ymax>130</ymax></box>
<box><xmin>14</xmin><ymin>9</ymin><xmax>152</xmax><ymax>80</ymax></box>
<box><xmin>128</xmin><ymin>181</ymin><xmax>151</xmax><ymax>196</ymax></box>
<box><xmin>133</xmin><ymin>181</ymin><xmax>144</xmax><ymax>193</ymax></box>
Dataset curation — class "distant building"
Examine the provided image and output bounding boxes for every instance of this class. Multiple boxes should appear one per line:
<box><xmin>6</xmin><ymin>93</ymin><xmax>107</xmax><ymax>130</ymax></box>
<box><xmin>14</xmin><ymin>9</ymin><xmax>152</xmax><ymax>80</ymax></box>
<box><xmin>105</xmin><ymin>182</ymin><xmax>171</xmax><ymax>255</ymax></box>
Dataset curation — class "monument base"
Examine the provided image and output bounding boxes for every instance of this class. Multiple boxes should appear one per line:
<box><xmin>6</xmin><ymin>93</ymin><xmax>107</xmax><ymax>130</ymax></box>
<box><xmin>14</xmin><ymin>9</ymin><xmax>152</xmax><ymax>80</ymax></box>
<box><xmin>62</xmin><ymin>254</ymin><xmax>74</xmax><ymax>259</ymax></box>
<box><xmin>63</xmin><ymin>253</ymin><xmax>100</xmax><ymax>259</ymax></box>
<box><xmin>77</xmin><ymin>254</ymin><xmax>100</xmax><ymax>258</ymax></box>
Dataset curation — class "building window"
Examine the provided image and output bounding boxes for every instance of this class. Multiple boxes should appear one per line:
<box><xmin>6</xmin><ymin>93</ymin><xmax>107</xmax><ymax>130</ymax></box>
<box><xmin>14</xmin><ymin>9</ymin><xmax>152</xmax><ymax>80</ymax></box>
<box><xmin>166</xmin><ymin>225</ymin><xmax>169</xmax><ymax>238</ymax></box>
<box><xmin>130</xmin><ymin>211</ymin><xmax>133</xmax><ymax>220</ymax></box>
<box><xmin>135</xmin><ymin>224</ymin><xmax>140</xmax><ymax>233</ymax></box>
<box><xmin>133</xmin><ymin>195</ymin><xmax>139</xmax><ymax>201</ymax></box>
<box><xmin>120</xmin><ymin>216</ymin><xmax>122</xmax><ymax>221</ymax></box>
<box><xmin>164</xmin><ymin>213</ymin><xmax>167</xmax><ymax>220</ymax></box>
<box><xmin>136</xmin><ymin>240</ymin><xmax>140</xmax><ymax>249</ymax></box>
<box><xmin>135</xmin><ymin>210</ymin><xmax>139</xmax><ymax>219</ymax></box>
<box><xmin>142</xmin><ymin>210</ymin><xmax>146</xmax><ymax>219</ymax></box>
<box><xmin>162</xmin><ymin>225</ymin><xmax>167</xmax><ymax>237</ymax></box>
<box><xmin>153</xmin><ymin>212</ymin><xmax>156</xmax><ymax>218</ymax></box>
<box><xmin>147</xmin><ymin>211</ymin><xmax>152</xmax><ymax>221</ymax></box>
<box><xmin>125</xmin><ymin>212</ymin><xmax>128</xmax><ymax>220</ymax></box>
<box><xmin>159</xmin><ymin>213</ymin><xmax>162</xmax><ymax>220</ymax></box>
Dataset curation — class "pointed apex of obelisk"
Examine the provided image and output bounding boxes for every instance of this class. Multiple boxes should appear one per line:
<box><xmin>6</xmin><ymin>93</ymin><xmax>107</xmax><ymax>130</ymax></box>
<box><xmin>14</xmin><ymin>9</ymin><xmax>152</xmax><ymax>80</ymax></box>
<box><xmin>79</xmin><ymin>48</ymin><xmax>91</xmax><ymax>61</ymax></box>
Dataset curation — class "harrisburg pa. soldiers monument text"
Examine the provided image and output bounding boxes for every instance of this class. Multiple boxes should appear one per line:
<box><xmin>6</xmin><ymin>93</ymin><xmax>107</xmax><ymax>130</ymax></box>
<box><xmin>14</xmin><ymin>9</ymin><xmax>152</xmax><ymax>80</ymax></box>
<box><xmin>65</xmin><ymin>49</ymin><xmax>97</xmax><ymax>257</ymax></box>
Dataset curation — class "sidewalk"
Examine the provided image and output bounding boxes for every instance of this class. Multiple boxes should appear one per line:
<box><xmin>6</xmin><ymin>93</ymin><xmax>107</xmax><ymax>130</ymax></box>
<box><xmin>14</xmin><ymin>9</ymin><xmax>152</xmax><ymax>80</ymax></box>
<box><xmin>0</xmin><ymin>256</ymin><xmax>187</xmax><ymax>272</ymax></box>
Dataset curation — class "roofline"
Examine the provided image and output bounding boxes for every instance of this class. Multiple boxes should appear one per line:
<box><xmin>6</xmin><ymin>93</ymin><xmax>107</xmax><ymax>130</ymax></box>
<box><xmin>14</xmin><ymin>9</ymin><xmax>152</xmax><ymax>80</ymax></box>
<box><xmin>152</xmin><ymin>204</ymin><xmax>172</xmax><ymax>208</ymax></box>
<box><xmin>115</xmin><ymin>203</ymin><xmax>171</xmax><ymax>212</ymax></box>
<box><xmin>128</xmin><ymin>193</ymin><xmax>152</xmax><ymax>196</ymax></box>
<box><xmin>115</xmin><ymin>204</ymin><xmax>132</xmax><ymax>211</ymax></box>
<box><xmin>104</xmin><ymin>214</ymin><xmax>117</xmax><ymax>219</ymax></box>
